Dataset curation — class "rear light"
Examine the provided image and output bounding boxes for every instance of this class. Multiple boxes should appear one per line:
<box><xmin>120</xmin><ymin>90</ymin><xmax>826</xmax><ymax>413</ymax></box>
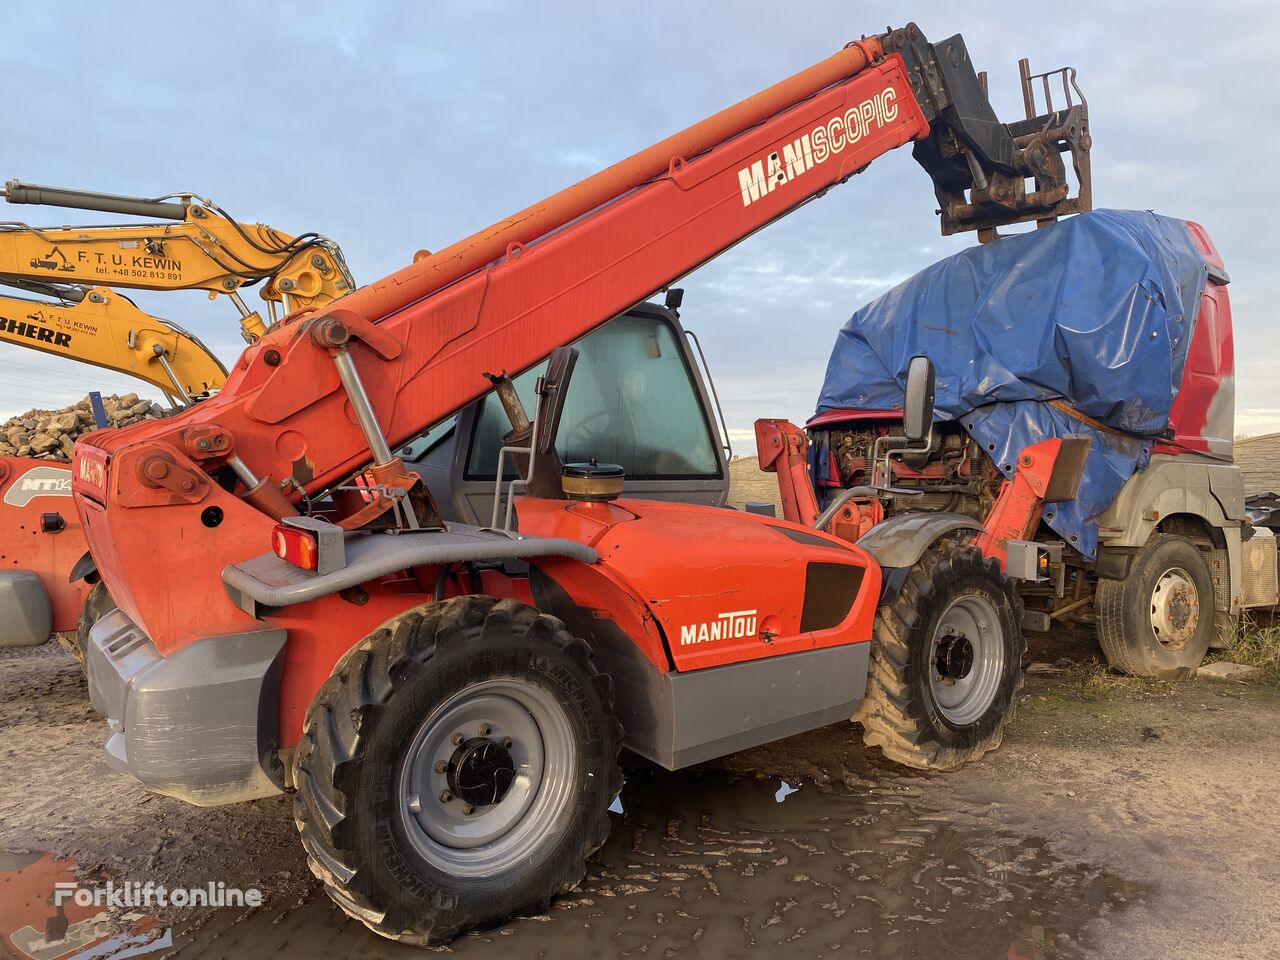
<box><xmin>270</xmin><ymin>516</ymin><xmax>346</xmax><ymax>574</ymax></box>
<box><xmin>272</xmin><ymin>524</ymin><xmax>318</xmax><ymax>570</ymax></box>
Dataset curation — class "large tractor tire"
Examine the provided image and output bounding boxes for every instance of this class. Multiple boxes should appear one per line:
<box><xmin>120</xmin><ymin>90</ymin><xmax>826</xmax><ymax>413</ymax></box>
<box><xmin>854</xmin><ymin>540</ymin><xmax>1025</xmax><ymax>771</ymax></box>
<box><xmin>55</xmin><ymin>580</ymin><xmax>114</xmax><ymax>671</ymax></box>
<box><xmin>1095</xmin><ymin>534</ymin><xmax>1214</xmax><ymax>680</ymax></box>
<box><xmin>293</xmin><ymin>596</ymin><xmax>621</xmax><ymax>945</ymax></box>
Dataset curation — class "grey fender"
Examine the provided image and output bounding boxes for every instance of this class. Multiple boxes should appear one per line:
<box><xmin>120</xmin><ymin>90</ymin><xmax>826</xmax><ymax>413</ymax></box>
<box><xmin>222</xmin><ymin>522</ymin><xmax>598</xmax><ymax>617</ymax></box>
<box><xmin>1096</xmin><ymin>454</ymin><xmax>1244</xmax><ymax>547</ymax></box>
<box><xmin>0</xmin><ymin>571</ymin><xmax>52</xmax><ymax>648</ymax></box>
<box><xmin>1096</xmin><ymin>455</ymin><xmax>1244</xmax><ymax>615</ymax></box>
<box><xmin>528</xmin><ymin>567</ymin><xmax>868</xmax><ymax>770</ymax></box>
<box><xmin>855</xmin><ymin>511</ymin><xmax>983</xmax><ymax>570</ymax></box>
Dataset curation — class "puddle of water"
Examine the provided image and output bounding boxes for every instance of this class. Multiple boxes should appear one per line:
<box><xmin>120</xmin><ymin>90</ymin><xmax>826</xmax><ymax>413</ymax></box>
<box><xmin>0</xmin><ymin>849</ymin><xmax>169</xmax><ymax>960</ymax></box>
<box><xmin>152</xmin><ymin>764</ymin><xmax>1140</xmax><ymax>960</ymax></box>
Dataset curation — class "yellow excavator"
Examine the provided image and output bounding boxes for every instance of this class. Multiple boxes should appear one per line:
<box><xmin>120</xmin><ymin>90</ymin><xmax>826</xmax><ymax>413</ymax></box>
<box><xmin>0</xmin><ymin>179</ymin><xmax>354</xmax><ymax>403</ymax></box>
<box><xmin>0</xmin><ymin>180</ymin><xmax>356</xmax><ymax>659</ymax></box>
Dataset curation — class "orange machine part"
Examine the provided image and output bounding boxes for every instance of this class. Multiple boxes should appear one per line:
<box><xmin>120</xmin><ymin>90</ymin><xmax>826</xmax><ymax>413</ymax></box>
<box><xmin>755</xmin><ymin>418</ymin><xmax>821</xmax><ymax>524</ymax></box>
<box><xmin>517</xmin><ymin>497</ymin><xmax>881</xmax><ymax>673</ymax></box>
<box><xmin>1</xmin><ymin>456</ymin><xmax>91</xmax><ymax>633</ymax></box>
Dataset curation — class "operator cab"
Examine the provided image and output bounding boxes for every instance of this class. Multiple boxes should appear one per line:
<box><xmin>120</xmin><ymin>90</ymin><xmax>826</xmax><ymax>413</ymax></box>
<box><xmin>400</xmin><ymin>299</ymin><xmax>731</xmax><ymax>523</ymax></box>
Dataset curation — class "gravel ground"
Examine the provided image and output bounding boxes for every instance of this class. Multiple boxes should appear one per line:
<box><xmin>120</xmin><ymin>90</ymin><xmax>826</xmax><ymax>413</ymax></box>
<box><xmin>0</xmin><ymin>634</ymin><xmax>1276</xmax><ymax>958</ymax></box>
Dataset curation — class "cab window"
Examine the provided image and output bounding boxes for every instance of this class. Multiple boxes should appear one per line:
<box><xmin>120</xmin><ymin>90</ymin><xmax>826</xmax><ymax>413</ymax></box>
<box><xmin>466</xmin><ymin>314</ymin><xmax>720</xmax><ymax>480</ymax></box>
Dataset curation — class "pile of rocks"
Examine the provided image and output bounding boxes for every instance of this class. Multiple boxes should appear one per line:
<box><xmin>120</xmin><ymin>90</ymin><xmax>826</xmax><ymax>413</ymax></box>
<box><xmin>0</xmin><ymin>394</ymin><xmax>167</xmax><ymax>462</ymax></box>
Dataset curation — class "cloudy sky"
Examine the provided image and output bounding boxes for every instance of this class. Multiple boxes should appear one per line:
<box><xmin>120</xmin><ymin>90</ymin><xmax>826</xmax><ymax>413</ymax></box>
<box><xmin>3</xmin><ymin>1</ymin><xmax>1277</xmax><ymax>449</ymax></box>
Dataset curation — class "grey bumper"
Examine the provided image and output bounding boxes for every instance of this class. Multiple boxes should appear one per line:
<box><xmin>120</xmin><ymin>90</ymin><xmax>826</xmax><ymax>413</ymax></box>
<box><xmin>0</xmin><ymin>571</ymin><xmax>52</xmax><ymax>648</ymax></box>
<box><xmin>86</xmin><ymin>608</ymin><xmax>287</xmax><ymax>806</ymax></box>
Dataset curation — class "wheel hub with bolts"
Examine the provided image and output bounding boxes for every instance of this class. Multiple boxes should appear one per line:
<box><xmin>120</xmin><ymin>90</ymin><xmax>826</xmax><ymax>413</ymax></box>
<box><xmin>1149</xmin><ymin>566</ymin><xmax>1199</xmax><ymax>650</ymax></box>
<box><xmin>446</xmin><ymin>737</ymin><xmax>517</xmax><ymax>809</ymax></box>
<box><xmin>934</xmin><ymin>630</ymin><xmax>975</xmax><ymax>683</ymax></box>
<box><xmin>928</xmin><ymin>594</ymin><xmax>1005</xmax><ymax>727</ymax></box>
<box><xmin>397</xmin><ymin>679</ymin><xmax>577</xmax><ymax>877</ymax></box>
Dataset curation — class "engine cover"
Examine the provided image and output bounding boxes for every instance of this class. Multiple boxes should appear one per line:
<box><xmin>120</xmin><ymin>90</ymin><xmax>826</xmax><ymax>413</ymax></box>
<box><xmin>516</xmin><ymin>497</ymin><xmax>880</xmax><ymax>671</ymax></box>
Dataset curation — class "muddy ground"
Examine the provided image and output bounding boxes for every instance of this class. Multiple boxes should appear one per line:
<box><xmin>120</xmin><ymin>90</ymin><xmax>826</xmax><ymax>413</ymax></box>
<box><xmin>1</xmin><ymin>632</ymin><xmax>1276</xmax><ymax>959</ymax></box>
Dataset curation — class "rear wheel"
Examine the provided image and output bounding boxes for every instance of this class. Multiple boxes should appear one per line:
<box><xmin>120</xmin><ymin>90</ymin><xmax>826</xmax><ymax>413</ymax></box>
<box><xmin>293</xmin><ymin>596</ymin><xmax>621</xmax><ymax>944</ymax></box>
<box><xmin>1096</xmin><ymin>534</ymin><xmax>1213</xmax><ymax>680</ymax></box>
<box><xmin>854</xmin><ymin>540</ymin><xmax>1025</xmax><ymax>771</ymax></box>
<box><xmin>55</xmin><ymin>580</ymin><xmax>114</xmax><ymax>671</ymax></box>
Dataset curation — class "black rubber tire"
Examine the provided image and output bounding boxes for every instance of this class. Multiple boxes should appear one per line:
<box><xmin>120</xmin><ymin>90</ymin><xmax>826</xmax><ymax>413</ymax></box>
<box><xmin>1095</xmin><ymin>534</ymin><xmax>1214</xmax><ymax>680</ymax></box>
<box><xmin>293</xmin><ymin>595</ymin><xmax>621</xmax><ymax>945</ymax></box>
<box><xmin>853</xmin><ymin>540</ymin><xmax>1025</xmax><ymax>771</ymax></box>
<box><xmin>62</xmin><ymin>580</ymin><xmax>113</xmax><ymax>671</ymax></box>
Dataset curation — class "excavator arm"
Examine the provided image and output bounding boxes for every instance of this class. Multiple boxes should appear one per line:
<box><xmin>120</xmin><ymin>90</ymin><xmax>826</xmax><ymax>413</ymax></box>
<box><xmin>0</xmin><ymin>282</ymin><xmax>226</xmax><ymax>402</ymax></box>
<box><xmin>0</xmin><ymin>181</ymin><xmax>356</xmax><ymax>403</ymax></box>
<box><xmin>0</xmin><ymin>181</ymin><xmax>355</xmax><ymax>343</ymax></box>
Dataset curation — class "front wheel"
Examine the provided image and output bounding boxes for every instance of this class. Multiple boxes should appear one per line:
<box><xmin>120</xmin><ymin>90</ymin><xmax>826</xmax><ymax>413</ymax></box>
<box><xmin>854</xmin><ymin>540</ymin><xmax>1025</xmax><ymax>771</ymax></box>
<box><xmin>293</xmin><ymin>596</ymin><xmax>621</xmax><ymax>945</ymax></box>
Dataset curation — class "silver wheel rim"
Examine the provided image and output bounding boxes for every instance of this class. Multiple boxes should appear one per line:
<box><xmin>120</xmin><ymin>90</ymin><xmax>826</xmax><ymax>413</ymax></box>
<box><xmin>1150</xmin><ymin>566</ymin><xmax>1199</xmax><ymax>650</ymax></box>
<box><xmin>929</xmin><ymin>594</ymin><xmax>1005</xmax><ymax>727</ymax></box>
<box><xmin>397</xmin><ymin>678</ymin><xmax>577</xmax><ymax>878</ymax></box>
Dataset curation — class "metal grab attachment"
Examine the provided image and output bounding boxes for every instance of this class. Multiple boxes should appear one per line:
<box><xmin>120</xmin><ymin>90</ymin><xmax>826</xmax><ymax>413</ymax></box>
<box><xmin>883</xmin><ymin>26</ymin><xmax>1092</xmax><ymax>238</ymax></box>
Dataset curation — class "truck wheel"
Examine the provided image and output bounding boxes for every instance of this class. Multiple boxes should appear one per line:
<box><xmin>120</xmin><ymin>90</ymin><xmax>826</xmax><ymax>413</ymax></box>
<box><xmin>1095</xmin><ymin>534</ymin><xmax>1214</xmax><ymax>680</ymax></box>
<box><xmin>854</xmin><ymin>541</ymin><xmax>1024</xmax><ymax>771</ymax></box>
<box><xmin>293</xmin><ymin>596</ymin><xmax>621</xmax><ymax>945</ymax></box>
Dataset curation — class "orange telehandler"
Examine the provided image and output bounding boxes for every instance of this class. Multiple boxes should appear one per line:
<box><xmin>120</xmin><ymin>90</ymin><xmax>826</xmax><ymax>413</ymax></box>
<box><xmin>72</xmin><ymin>24</ymin><xmax>1091</xmax><ymax>942</ymax></box>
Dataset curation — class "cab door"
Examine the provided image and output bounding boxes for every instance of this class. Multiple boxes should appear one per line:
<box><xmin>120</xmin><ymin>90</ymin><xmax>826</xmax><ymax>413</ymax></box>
<box><xmin>403</xmin><ymin>303</ymin><xmax>731</xmax><ymax>523</ymax></box>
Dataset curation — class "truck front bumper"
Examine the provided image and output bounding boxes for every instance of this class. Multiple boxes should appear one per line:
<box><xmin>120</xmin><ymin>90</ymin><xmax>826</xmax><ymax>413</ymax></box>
<box><xmin>86</xmin><ymin>607</ymin><xmax>287</xmax><ymax>806</ymax></box>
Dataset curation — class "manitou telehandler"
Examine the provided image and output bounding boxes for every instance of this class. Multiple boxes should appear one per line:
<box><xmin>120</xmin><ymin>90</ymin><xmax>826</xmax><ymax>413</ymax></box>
<box><xmin>74</xmin><ymin>24</ymin><xmax>1091</xmax><ymax>942</ymax></box>
<box><xmin>0</xmin><ymin>181</ymin><xmax>353</xmax><ymax>654</ymax></box>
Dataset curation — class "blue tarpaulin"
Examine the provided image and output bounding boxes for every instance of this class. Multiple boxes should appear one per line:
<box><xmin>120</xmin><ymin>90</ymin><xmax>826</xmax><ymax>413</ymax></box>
<box><xmin>814</xmin><ymin>209</ymin><xmax>1210</xmax><ymax>559</ymax></box>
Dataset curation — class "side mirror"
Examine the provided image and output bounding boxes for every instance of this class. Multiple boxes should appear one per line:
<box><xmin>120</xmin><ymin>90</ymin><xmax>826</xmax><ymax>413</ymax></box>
<box><xmin>902</xmin><ymin>355</ymin><xmax>935</xmax><ymax>442</ymax></box>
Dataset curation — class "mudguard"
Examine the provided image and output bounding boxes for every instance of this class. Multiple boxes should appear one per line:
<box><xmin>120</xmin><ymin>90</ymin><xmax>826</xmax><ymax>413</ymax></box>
<box><xmin>855</xmin><ymin>511</ymin><xmax>983</xmax><ymax>569</ymax></box>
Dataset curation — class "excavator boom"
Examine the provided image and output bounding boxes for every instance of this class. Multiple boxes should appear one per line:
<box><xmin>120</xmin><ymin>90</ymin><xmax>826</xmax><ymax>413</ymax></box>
<box><xmin>0</xmin><ymin>180</ymin><xmax>356</xmax><ymax>647</ymax></box>
<box><xmin>0</xmin><ymin>179</ymin><xmax>358</xmax><ymax>402</ymax></box>
<box><xmin>0</xmin><ymin>181</ymin><xmax>354</xmax><ymax>342</ymax></box>
<box><xmin>0</xmin><ymin>285</ymin><xmax>226</xmax><ymax>401</ymax></box>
